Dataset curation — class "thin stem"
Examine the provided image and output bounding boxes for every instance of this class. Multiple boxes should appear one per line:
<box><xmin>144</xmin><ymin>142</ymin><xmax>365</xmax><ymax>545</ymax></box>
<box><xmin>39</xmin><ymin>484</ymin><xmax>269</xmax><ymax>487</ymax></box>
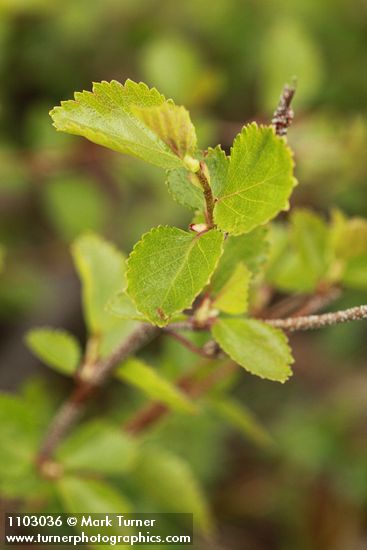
<box><xmin>196</xmin><ymin>161</ymin><xmax>215</xmax><ymax>229</ymax></box>
<box><xmin>265</xmin><ymin>305</ymin><xmax>367</xmax><ymax>332</ymax></box>
<box><xmin>37</xmin><ymin>323</ymin><xmax>159</xmax><ymax>467</ymax></box>
<box><xmin>163</xmin><ymin>328</ymin><xmax>219</xmax><ymax>358</ymax></box>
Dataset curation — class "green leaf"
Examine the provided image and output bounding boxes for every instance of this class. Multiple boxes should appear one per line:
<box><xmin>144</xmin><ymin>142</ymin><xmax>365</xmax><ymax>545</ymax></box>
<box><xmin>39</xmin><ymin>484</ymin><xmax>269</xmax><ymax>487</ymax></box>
<box><xmin>133</xmin><ymin>446</ymin><xmax>212</xmax><ymax>534</ymax></box>
<box><xmin>126</xmin><ymin>226</ymin><xmax>224</xmax><ymax>326</ymax></box>
<box><xmin>212</xmin><ymin>318</ymin><xmax>293</xmax><ymax>382</ymax></box>
<box><xmin>132</xmin><ymin>101</ymin><xmax>197</xmax><ymax>159</ymax></box>
<box><xmin>166</xmin><ymin>167</ymin><xmax>204</xmax><ymax>210</ymax></box>
<box><xmin>0</xmin><ymin>394</ymin><xmax>44</xmax><ymax>497</ymax></box>
<box><xmin>266</xmin><ymin>223</ymin><xmax>322</xmax><ymax>293</ymax></box>
<box><xmin>50</xmin><ymin>79</ymin><xmax>192</xmax><ymax>170</ymax></box>
<box><xmin>25</xmin><ymin>328</ymin><xmax>81</xmax><ymax>376</ymax></box>
<box><xmin>71</xmin><ymin>233</ymin><xmax>126</xmax><ymax>334</ymax></box>
<box><xmin>57</xmin><ymin>476</ymin><xmax>132</xmax><ymax>513</ymax></box>
<box><xmin>343</xmin><ymin>255</ymin><xmax>367</xmax><ymax>289</ymax></box>
<box><xmin>212</xmin><ymin>262</ymin><xmax>250</xmax><ymax>315</ymax></box>
<box><xmin>331</xmin><ymin>212</ymin><xmax>367</xmax><ymax>260</ymax></box>
<box><xmin>107</xmin><ymin>291</ymin><xmax>148</xmax><ymax>321</ymax></box>
<box><xmin>115</xmin><ymin>358</ymin><xmax>197</xmax><ymax>414</ymax></box>
<box><xmin>266</xmin><ymin>212</ymin><xmax>332</xmax><ymax>293</ymax></box>
<box><xmin>209</xmin><ymin>397</ymin><xmax>273</xmax><ymax>448</ymax></box>
<box><xmin>211</xmin><ymin>227</ymin><xmax>268</xmax><ymax>291</ymax></box>
<box><xmin>214</xmin><ymin>123</ymin><xmax>296</xmax><ymax>235</ymax></box>
<box><xmin>291</xmin><ymin>210</ymin><xmax>330</xmax><ymax>284</ymax></box>
<box><xmin>56</xmin><ymin>421</ymin><xmax>137</xmax><ymax>475</ymax></box>
<box><xmin>57</xmin><ymin>476</ymin><xmax>132</xmax><ymax>549</ymax></box>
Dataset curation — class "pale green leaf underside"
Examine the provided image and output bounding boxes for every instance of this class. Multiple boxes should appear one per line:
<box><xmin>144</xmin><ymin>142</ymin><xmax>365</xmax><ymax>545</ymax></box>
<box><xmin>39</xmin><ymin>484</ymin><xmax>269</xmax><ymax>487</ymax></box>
<box><xmin>127</xmin><ymin>226</ymin><xmax>224</xmax><ymax>326</ymax></box>
<box><xmin>115</xmin><ymin>358</ymin><xmax>196</xmax><ymax>414</ymax></box>
<box><xmin>214</xmin><ymin>123</ymin><xmax>296</xmax><ymax>235</ymax></box>
<box><xmin>213</xmin><ymin>262</ymin><xmax>250</xmax><ymax>315</ymax></box>
<box><xmin>56</xmin><ymin>421</ymin><xmax>137</xmax><ymax>475</ymax></box>
<box><xmin>50</xmin><ymin>80</ymin><xmax>187</xmax><ymax>170</ymax></box>
<box><xmin>71</xmin><ymin>233</ymin><xmax>126</xmax><ymax>334</ymax></box>
<box><xmin>212</xmin><ymin>318</ymin><xmax>293</xmax><ymax>382</ymax></box>
<box><xmin>25</xmin><ymin>328</ymin><xmax>81</xmax><ymax>376</ymax></box>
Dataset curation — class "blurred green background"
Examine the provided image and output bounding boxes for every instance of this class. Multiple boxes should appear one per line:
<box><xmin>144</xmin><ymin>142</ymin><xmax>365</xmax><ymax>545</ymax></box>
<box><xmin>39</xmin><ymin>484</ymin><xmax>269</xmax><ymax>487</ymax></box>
<box><xmin>1</xmin><ymin>0</ymin><xmax>367</xmax><ymax>548</ymax></box>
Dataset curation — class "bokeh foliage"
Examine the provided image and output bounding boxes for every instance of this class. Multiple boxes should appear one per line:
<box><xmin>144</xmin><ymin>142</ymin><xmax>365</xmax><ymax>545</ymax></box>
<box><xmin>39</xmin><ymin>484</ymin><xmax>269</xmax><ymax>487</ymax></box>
<box><xmin>1</xmin><ymin>1</ymin><xmax>367</xmax><ymax>548</ymax></box>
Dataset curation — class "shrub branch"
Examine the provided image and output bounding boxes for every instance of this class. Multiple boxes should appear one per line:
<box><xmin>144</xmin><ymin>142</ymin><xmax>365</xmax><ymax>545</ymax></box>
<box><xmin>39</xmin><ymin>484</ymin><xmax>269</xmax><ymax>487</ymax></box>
<box><xmin>37</xmin><ymin>302</ymin><xmax>367</xmax><ymax>470</ymax></box>
<box><xmin>265</xmin><ymin>304</ymin><xmax>367</xmax><ymax>331</ymax></box>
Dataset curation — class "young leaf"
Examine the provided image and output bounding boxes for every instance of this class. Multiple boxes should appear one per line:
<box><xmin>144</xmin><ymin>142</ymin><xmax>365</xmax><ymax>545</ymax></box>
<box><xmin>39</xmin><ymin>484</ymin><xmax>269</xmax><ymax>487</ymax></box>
<box><xmin>126</xmin><ymin>226</ymin><xmax>224</xmax><ymax>326</ymax></box>
<box><xmin>25</xmin><ymin>328</ymin><xmax>81</xmax><ymax>376</ymax></box>
<box><xmin>50</xmin><ymin>80</ymin><xmax>195</xmax><ymax>170</ymax></box>
<box><xmin>72</xmin><ymin>233</ymin><xmax>125</xmax><ymax>334</ymax></box>
<box><xmin>132</xmin><ymin>101</ymin><xmax>197</xmax><ymax>159</ymax></box>
<box><xmin>205</xmin><ymin>145</ymin><xmax>229</xmax><ymax>197</ymax></box>
<box><xmin>166</xmin><ymin>146</ymin><xmax>228</xmax><ymax>212</ymax></box>
<box><xmin>166</xmin><ymin>167</ymin><xmax>204</xmax><ymax>211</ymax></box>
<box><xmin>107</xmin><ymin>291</ymin><xmax>148</xmax><ymax>321</ymax></box>
<box><xmin>214</xmin><ymin>123</ymin><xmax>296</xmax><ymax>235</ymax></box>
<box><xmin>212</xmin><ymin>318</ymin><xmax>293</xmax><ymax>382</ymax></box>
<box><xmin>209</xmin><ymin>397</ymin><xmax>273</xmax><ymax>448</ymax></box>
<box><xmin>115</xmin><ymin>358</ymin><xmax>197</xmax><ymax>414</ymax></box>
<box><xmin>212</xmin><ymin>262</ymin><xmax>250</xmax><ymax>315</ymax></box>
<box><xmin>56</xmin><ymin>421</ymin><xmax>137</xmax><ymax>475</ymax></box>
<box><xmin>211</xmin><ymin>227</ymin><xmax>268</xmax><ymax>291</ymax></box>
<box><xmin>133</xmin><ymin>446</ymin><xmax>212</xmax><ymax>534</ymax></box>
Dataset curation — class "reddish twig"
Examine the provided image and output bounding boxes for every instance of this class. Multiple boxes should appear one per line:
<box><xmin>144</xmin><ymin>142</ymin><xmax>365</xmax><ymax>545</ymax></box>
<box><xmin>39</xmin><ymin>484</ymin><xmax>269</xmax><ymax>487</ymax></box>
<box><xmin>125</xmin><ymin>362</ymin><xmax>236</xmax><ymax>435</ymax></box>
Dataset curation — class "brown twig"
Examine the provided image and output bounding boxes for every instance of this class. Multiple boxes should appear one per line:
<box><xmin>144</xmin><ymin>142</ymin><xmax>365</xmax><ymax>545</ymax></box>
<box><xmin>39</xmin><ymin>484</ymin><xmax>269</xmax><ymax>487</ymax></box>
<box><xmin>163</xmin><ymin>328</ymin><xmax>220</xmax><ymax>358</ymax></box>
<box><xmin>37</xmin><ymin>323</ymin><xmax>159</xmax><ymax>469</ymax></box>
<box><xmin>196</xmin><ymin>161</ymin><xmax>215</xmax><ymax>228</ymax></box>
<box><xmin>265</xmin><ymin>305</ymin><xmax>367</xmax><ymax>332</ymax></box>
